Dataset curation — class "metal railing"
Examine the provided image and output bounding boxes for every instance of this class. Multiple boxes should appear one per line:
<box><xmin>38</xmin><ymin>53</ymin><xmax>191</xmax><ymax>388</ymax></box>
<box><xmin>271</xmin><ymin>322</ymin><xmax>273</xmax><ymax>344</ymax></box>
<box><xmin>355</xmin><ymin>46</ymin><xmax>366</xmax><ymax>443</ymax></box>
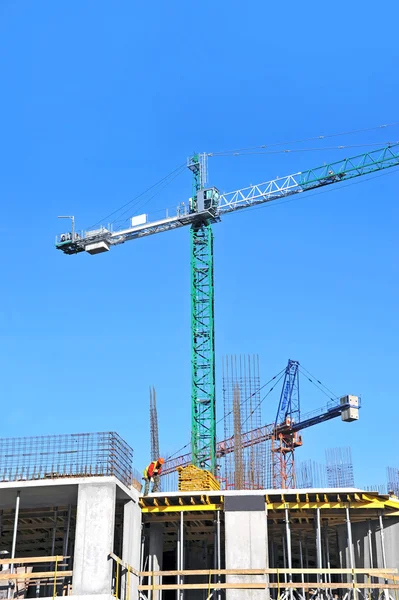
<box><xmin>0</xmin><ymin>432</ymin><xmax>134</xmax><ymax>487</ymax></box>
<box><xmin>0</xmin><ymin>555</ymin><xmax>71</xmax><ymax>599</ymax></box>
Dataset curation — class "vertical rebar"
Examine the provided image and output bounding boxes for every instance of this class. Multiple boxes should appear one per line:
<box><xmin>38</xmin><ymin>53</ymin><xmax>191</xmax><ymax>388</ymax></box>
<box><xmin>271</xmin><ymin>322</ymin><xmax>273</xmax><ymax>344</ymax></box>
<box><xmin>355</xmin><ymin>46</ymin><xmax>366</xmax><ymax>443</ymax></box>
<box><xmin>233</xmin><ymin>385</ymin><xmax>244</xmax><ymax>489</ymax></box>
<box><xmin>222</xmin><ymin>354</ymin><xmax>262</xmax><ymax>490</ymax></box>
<box><xmin>326</xmin><ymin>447</ymin><xmax>354</xmax><ymax>487</ymax></box>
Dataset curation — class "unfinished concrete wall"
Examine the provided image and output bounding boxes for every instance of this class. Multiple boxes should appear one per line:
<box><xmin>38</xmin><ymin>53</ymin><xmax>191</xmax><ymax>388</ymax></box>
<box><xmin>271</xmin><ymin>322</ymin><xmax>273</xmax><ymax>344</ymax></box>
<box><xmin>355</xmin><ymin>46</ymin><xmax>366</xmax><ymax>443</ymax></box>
<box><xmin>122</xmin><ymin>492</ymin><xmax>142</xmax><ymax>600</ymax></box>
<box><xmin>72</xmin><ymin>482</ymin><xmax>116</xmax><ymax>596</ymax></box>
<box><xmin>224</xmin><ymin>496</ymin><xmax>268</xmax><ymax>600</ymax></box>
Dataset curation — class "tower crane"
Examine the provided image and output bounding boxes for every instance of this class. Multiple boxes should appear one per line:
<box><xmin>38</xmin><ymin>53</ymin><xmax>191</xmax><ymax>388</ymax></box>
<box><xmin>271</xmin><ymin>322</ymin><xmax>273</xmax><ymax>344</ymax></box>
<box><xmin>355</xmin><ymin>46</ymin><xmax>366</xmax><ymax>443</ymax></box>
<box><xmin>160</xmin><ymin>359</ymin><xmax>360</xmax><ymax>488</ymax></box>
<box><xmin>272</xmin><ymin>360</ymin><xmax>302</xmax><ymax>488</ymax></box>
<box><xmin>56</xmin><ymin>143</ymin><xmax>399</xmax><ymax>475</ymax></box>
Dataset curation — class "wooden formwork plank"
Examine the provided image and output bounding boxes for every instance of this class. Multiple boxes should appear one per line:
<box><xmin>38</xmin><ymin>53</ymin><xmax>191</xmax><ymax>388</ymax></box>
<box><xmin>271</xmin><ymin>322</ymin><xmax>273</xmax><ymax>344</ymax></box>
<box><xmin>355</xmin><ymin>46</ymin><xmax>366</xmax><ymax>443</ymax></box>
<box><xmin>0</xmin><ymin>556</ymin><xmax>66</xmax><ymax>566</ymax></box>
<box><xmin>139</xmin><ymin>583</ymin><xmax>399</xmax><ymax>591</ymax></box>
<box><xmin>140</xmin><ymin>568</ymin><xmax>397</xmax><ymax>577</ymax></box>
<box><xmin>0</xmin><ymin>571</ymin><xmax>72</xmax><ymax>581</ymax></box>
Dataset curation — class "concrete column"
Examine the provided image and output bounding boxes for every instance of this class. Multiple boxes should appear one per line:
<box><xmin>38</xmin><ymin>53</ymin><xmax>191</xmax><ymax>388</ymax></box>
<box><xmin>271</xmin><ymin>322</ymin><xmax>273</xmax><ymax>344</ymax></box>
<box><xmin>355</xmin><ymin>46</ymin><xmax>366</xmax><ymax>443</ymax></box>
<box><xmin>149</xmin><ymin>523</ymin><xmax>164</xmax><ymax>600</ymax></box>
<box><xmin>225</xmin><ymin>495</ymin><xmax>268</xmax><ymax>600</ymax></box>
<box><xmin>122</xmin><ymin>494</ymin><xmax>142</xmax><ymax>600</ymax></box>
<box><xmin>73</xmin><ymin>482</ymin><xmax>116</xmax><ymax>597</ymax></box>
<box><xmin>377</xmin><ymin>516</ymin><xmax>399</xmax><ymax>573</ymax></box>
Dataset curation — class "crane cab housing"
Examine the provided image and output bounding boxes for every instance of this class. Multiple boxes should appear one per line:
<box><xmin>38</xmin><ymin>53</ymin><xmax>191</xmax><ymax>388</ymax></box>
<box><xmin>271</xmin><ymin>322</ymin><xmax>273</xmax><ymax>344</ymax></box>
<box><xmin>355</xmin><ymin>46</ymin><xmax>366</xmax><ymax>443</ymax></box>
<box><xmin>191</xmin><ymin>187</ymin><xmax>219</xmax><ymax>215</ymax></box>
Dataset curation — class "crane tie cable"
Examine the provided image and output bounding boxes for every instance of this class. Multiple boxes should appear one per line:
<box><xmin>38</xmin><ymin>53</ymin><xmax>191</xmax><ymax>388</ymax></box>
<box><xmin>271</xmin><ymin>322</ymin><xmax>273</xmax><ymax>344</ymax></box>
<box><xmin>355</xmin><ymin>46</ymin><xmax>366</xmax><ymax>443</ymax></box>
<box><xmin>207</xmin><ymin>121</ymin><xmax>399</xmax><ymax>156</ymax></box>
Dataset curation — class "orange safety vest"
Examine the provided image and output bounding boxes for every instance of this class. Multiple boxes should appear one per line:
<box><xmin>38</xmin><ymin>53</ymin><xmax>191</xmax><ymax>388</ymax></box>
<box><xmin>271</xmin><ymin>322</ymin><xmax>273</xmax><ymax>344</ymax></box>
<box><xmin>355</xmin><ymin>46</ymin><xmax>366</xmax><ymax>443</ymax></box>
<box><xmin>144</xmin><ymin>461</ymin><xmax>162</xmax><ymax>479</ymax></box>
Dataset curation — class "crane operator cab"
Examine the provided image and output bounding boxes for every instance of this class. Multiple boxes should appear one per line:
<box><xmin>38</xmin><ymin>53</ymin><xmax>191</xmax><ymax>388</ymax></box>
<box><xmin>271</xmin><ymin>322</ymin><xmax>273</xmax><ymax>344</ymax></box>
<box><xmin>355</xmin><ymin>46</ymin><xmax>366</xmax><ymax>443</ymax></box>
<box><xmin>189</xmin><ymin>187</ymin><xmax>220</xmax><ymax>218</ymax></box>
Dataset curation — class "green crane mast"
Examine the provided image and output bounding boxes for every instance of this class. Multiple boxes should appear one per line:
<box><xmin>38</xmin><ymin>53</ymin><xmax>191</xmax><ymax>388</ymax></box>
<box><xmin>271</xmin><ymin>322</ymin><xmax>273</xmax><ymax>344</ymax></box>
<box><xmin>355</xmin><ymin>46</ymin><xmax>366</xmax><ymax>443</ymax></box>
<box><xmin>189</xmin><ymin>155</ymin><xmax>216</xmax><ymax>472</ymax></box>
<box><xmin>55</xmin><ymin>143</ymin><xmax>399</xmax><ymax>476</ymax></box>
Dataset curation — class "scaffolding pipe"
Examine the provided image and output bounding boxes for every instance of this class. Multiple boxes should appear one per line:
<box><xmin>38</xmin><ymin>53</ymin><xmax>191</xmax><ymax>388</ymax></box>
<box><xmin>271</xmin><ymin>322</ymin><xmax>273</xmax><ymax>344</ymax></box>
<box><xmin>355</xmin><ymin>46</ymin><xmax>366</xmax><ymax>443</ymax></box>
<box><xmin>179</xmin><ymin>511</ymin><xmax>184</xmax><ymax>600</ymax></box>
<box><xmin>367</xmin><ymin>520</ymin><xmax>374</xmax><ymax>596</ymax></box>
<box><xmin>176</xmin><ymin>521</ymin><xmax>180</xmax><ymax>600</ymax></box>
<box><xmin>10</xmin><ymin>492</ymin><xmax>20</xmax><ymax>563</ymax></box>
<box><xmin>270</xmin><ymin>543</ymin><xmax>275</xmax><ymax>599</ymax></box>
<box><xmin>139</xmin><ymin>525</ymin><xmax>145</xmax><ymax>590</ymax></box>
<box><xmin>324</xmin><ymin>521</ymin><xmax>331</xmax><ymax>585</ymax></box>
<box><xmin>63</xmin><ymin>505</ymin><xmax>72</xmax><ymax>558</ymax></box>
<box><xmin>265</xmin><ymin>507</ymin><xmax>270</xmax><ymax>600</ymax></box>
<box><xmin>346</xmin><ymin>507</ymin><xmax>358</xmax><ymax>600</ymax></box>
<box><xmin>282</xmin><ymin>536</ymin><xmax>287</xmax><ymax>583</ymax></box>
<box><xmin>216</xmin><ymin>511</ymin><xmax>221</xmax><ymax>600</ymax></box>
<box><xmin>285</xmin><ymin>509</ymin><xmax>293</xmax><ymax>600</ymax></box>
<box><xmin>8</xmin><ymin>491</ymin><xmax>20</xmax><ymax>599</ymax></box>
<box><xmin>316</xmin><ymin>508</ymin><xmax>323</xmax><ymax>588</ymax></box>
<box><xmin>51</xmin><ymin>507</ymin><xmax>58</xmax><ymax>555</ymax></box>
<box><xmin>299</xmin><ymin>532</ymin><xmax>305</xmax><ymax>600</ymax></box>
<box><xmin>379</xmin><ymin>513</ymin><xmax>389</xmax><ymax>600</ymax></box>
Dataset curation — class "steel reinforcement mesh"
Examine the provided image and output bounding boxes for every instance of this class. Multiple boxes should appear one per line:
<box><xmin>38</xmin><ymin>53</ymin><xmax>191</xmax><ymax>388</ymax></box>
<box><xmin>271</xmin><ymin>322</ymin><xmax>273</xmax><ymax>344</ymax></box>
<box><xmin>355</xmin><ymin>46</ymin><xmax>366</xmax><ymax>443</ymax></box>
<box><xmin>0</xmin><ymin>431</ymin><xmax>134</xmax><ymax>487</ymax></box>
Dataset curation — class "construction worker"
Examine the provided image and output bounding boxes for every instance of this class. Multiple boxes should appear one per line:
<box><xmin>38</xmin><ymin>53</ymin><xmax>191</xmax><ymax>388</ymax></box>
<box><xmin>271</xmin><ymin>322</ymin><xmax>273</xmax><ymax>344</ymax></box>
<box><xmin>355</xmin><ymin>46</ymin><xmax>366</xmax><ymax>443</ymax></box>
<box><xmin>143</xmin><ymin>458</ymin><xmax>165</xmax><ymax>495</ymax></box>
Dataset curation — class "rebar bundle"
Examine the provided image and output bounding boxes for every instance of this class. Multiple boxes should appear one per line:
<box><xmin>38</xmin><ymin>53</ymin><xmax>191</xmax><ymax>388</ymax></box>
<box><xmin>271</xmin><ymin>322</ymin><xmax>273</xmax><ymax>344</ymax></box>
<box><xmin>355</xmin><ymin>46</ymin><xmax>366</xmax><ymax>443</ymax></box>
<box><xmin>150</xmin><ymin>386</ymin><xmax>160</xmax><ymax>461</ymax></box>
<box><xmin>387</xmin><ymin>467</ymin><xmax>399</xmax><ymax>496</ymax></box>
<box><xmin>222</xmin><ymin>354</ymin><xmax>267</xmax><ymax>490</ymax></box>
<box><xmin>325</xmin><ymin>446</ymin><xmax>354</xmax><ymax>487</ymax></box>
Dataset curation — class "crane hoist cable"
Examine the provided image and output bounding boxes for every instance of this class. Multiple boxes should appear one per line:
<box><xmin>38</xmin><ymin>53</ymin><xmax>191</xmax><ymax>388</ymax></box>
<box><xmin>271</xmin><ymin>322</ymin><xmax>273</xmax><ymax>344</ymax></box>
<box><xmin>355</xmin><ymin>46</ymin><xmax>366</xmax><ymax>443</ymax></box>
<box><xmin>166</xmin><ymin>366</ymin><xmax>287</xmax><ymax>461</ymax></box>
<box><xmin>213</xmin><ymin>141</ymin><xmax>399</xmax><ymax>157</ymax></box>
<box><xmin>85</xmin><ymin>161</ymin><xmax>186</xmax><ymax>231</ymax></box>
<box><xmin>299</xmin><ymin>365</ymin><xmax>338</xmax><ymax>401</ymax></box>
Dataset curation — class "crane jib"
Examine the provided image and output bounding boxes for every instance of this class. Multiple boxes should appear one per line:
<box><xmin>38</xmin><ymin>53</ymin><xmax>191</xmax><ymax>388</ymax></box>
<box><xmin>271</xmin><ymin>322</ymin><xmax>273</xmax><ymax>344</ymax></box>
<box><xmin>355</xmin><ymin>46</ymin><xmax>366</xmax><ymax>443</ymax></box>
<box><xmin>55</xmin><ymin>143</ymin><xmax>399</xmax><ymax>255</ymax></box>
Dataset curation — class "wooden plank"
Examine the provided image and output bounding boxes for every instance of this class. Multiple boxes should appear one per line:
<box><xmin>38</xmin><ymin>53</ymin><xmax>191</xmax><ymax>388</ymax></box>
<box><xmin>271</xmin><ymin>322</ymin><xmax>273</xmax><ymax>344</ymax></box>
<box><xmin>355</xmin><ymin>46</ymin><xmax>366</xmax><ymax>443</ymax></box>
<box><xmin>109</xmin><ymin>552</ymin><xmax>139</xmax><ymax>577</ymax></box>
<box><xmin>0</xmin><ymin>556</ymin><xmax>66</xmax><ymax>566</ymax></box>
<box><xmin>0</xmin><ymin>571</ymin><xmax>73</xmax><ymax>581</ymax></box>
<box><xmin>139</xmin><ymin>568</ymin><xmax>397</xmax><ymax>577</ymax></box>
<box><xmin>138</xmin><ymin>583</ymin><xmax>399</xmax><ymax>591</ymax></box>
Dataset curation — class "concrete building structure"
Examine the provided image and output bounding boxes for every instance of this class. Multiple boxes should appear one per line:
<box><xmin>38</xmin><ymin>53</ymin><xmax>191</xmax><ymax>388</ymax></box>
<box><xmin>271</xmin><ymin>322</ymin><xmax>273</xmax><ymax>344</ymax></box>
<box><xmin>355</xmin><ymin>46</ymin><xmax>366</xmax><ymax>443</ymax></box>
<box><xmin>0</xmin><ymin>432</ymin><xmax>398</xmax><ymax>600</ymax></box>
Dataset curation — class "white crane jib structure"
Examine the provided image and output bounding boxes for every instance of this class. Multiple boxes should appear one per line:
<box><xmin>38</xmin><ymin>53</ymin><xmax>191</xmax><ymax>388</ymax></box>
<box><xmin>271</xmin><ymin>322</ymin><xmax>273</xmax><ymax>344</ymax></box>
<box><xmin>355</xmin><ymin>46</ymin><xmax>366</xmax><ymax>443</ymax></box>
<box><xmin>56</xmin><ymin>143</ymin><xmax>399</xmax><ymax>256</ymax></box>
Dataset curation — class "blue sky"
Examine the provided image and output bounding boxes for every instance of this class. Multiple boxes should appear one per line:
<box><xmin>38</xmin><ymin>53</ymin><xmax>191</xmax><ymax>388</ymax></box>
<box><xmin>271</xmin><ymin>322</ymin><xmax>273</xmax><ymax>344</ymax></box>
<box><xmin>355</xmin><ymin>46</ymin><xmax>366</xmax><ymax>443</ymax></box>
<box><xmin>0</xmin><ymin>1</ymin><xmax>398</xmax><ymax>487</ymax></box>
